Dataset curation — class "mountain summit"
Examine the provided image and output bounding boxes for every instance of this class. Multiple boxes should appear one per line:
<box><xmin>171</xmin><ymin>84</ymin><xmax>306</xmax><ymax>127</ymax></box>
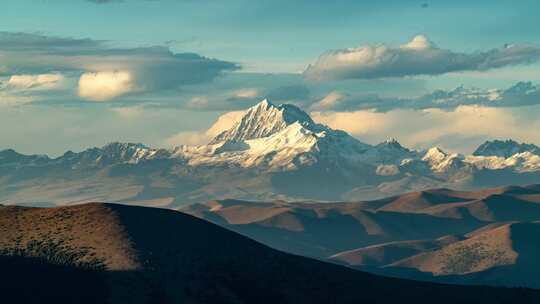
<box><xmin>1</xmin><ymin>101</ymin><xmax>540</xmax><ymax>205</ymax></box>
<box><xmin>473</xmin><ymin>139</ymin><xmax>540</xmax><ymax>158</ymax></box>
<box><xmin>180</xmin><ymin>99</ymin><xmax>371</xmax><ymax>171</ymax></box>
<box><xmin>210</xmin><ymin>99</ymin><xmax>316</xmax><ymax>144</ymax></box>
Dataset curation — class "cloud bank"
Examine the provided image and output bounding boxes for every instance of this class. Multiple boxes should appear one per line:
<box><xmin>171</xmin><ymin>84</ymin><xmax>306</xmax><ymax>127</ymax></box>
<box><xmin>163</xmin><ymin>101</ymin><xmax>540</xmax><ymax>153</ymax></box>
<box><xmin>312</xmin><ymin>105</ymin><xmax>540</xmax><ymax>153</ymax></box>
<box><xmin>309</xmin><ymin>81</ymin><xmax>540</xmax><ymax>112</ymax></box>
<box><xmin>0</xmin><ymin>32</ymin><xmax>239</xmax><ymax>101</ymax></box>
<box><xmin>304</xmin><ymin>35</ymin><xmax>540</xmax><ymax>81</ymax></box>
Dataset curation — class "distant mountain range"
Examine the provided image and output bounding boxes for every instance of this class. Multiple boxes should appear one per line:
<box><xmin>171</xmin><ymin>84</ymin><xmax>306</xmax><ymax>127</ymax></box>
<box><xmin>3</xmin><ymin>99</ymin><xmax>540</xmax><ymax>300</ymax></box>
<box><xmin>2</xmin><ymin>202</ymin><xmax>539</xmax><ymax>303</ymax></box>
<box><xmin>1</xmin><ymin>99</ymin><xmax>540</xmax><ymax>207</ymax></box>
<box><xmin>182</xmin><ymin>184</ymin><xmax>540</xmax><ymax>289</ymax></box>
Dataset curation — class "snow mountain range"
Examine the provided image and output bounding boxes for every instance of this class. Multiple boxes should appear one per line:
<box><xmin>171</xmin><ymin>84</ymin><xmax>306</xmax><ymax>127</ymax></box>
<box><xmin>1</xmin><ymin>99</ymin><xmax>540</xmax><ymax>207</ymax></box>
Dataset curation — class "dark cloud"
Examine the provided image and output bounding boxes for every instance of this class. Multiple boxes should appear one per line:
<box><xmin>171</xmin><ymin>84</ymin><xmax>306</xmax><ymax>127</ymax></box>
<box><xmin>304</xmin><ymin>35</ymin><xmax>540</xmax><ymax>81</ymax></box>
<box><xmin>0</xmin><ymin>32</ymin><xmax>239</xmax><ymax>100</ymax></box>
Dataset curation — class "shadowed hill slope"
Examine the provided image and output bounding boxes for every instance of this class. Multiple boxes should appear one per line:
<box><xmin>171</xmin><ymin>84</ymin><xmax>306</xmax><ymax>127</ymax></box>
<box><xmin>182</xmin><ymin>184</ymin><xmax>540</xmax><ymax>288</ymax></box>
<box><xmin>2</xmin><ymin>203</ymin><xmax>540</xmax><ymax>303</ymax></box>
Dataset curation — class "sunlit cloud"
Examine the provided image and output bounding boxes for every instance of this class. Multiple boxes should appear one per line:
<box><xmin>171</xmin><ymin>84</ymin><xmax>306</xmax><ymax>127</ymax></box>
<box><xmin>7</xmin><ymin>73</ymin><xmax>65</xmax><ymax>90</ymax></box>
<box><xmin>163</xmin><ymin>110</ymin><xmax>245</xmax><ymax>147</ymax></box>
<box><xmin>233</xmin><ymin>88</ymin><xmax>259</xmax><ymax>99</ymax></box>
<box><xmin>78</xmin><ymin>71</ymin><xmax>136</xmax><ymax>101</ymax></box>
<box><xmin>312</xmin><ymin>105</ymin><xmax>540</xmax><ymax>153</ymax></box>
<box><xmin>0</xmin><ymin>32</ymin><xmax>239</xmax><ymax>101</ymax></box>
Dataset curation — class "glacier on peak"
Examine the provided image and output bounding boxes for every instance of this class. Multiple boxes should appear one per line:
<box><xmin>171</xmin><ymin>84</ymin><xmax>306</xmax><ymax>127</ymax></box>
<box><xmin>210</xmin><ymin>99</ymin><xmax>317</xmax><ymax>144</ymax></box>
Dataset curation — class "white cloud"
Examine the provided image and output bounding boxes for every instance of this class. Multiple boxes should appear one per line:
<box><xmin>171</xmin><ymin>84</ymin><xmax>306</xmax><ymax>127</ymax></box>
<box><xmin>401</xmin><ymin>35</ymin><xmax>434</xmax><ymax>50</ymax></box>
<box><xmin>163</xmin><ymin>110</ymin><xmax>245</xmax><ymax>147</ymax></box>
<box><xmin>78</xmin><ymin>71</ymin><xmax>136</xmax><ymax>101</ymax></box>
<box><xmin>311</xmin><ymin>110</ymin><xmax>393</xmax><ymax>136</ymax></box>
<box><xmin>205</xmin><ymin>110</ymin><xmax>245</xmax><ymax>138</ymax></box>
<box><xmin>0</xmin><ymin>32</ymin><xmax>238</xmax><ymax>101</ymax></box>
<box><xmin>312</xmin><ymin>105</ymin><xmax>540</xmax><ymax>153</ymax></box>
<box><xmin>0</xmin><ymin>73</ymin><xmax>65</xmax><ymax>106</ymax></box>
<box><xmin>7</xmin><ymin>74</ymin><xmax>65</xmax><ymax>90</ymax></box>
<box><xmin>304</xmin><ymin>35</ymin><xmax>540</xmax><ymax>81</ymax></box>
<box><xmin>233</xmin><ymin>88</ymin><xmax>259</xmax><ymax>99</ymax></box>
<box><xmin>163</xmin><ymin>131</ymin><xmax>210</xmax><ymax>147</ymax></box>
<box><xmin>406</xmin><ymin>106</ymin><xmax>515</xmax><ymax>146</ymax></box>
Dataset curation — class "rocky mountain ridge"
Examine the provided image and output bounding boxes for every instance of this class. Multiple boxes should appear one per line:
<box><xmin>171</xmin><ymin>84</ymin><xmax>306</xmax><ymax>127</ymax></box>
<box><xmin>1</xmin><ymin>99</ymin><xmax>540</xmax><ymax>206</ymax></box>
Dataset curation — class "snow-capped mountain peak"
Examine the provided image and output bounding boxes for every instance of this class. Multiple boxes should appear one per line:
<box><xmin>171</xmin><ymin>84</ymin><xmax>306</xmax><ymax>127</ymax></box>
<box><xmin>423</xmin><ymin>147</ymin><xmax>447</xmax><ymax>159</ymax></box>
<box><xmin>56</xmin><ymin>142</ymin><xmax>161</xmax><ymax>167</ymax></box>
<box><xmin>210</xmin><ymin>99</ymin><xmax>315</xmax><ymax>144</ymax></box>
<box><xmin>356</xmin><ymin>138</ymin><xmax>413</xmax><ymax>165</ymax></box>
<box><xmin>99</xmin><ymin>142</ymin><xmax>157</xmax><ymax>163</ymax></box>
<box><xmin>473</xmin><ymin>139</ymin><xmax>540</xmax><ymax>158</ymax></box>
<box><xmin>2</xmin><ymin>98</ymin><xmax>540</xmax><ymax>205</ymax></box>
<box><xmin>175</xmin><ymin>99</ymin><xmax>372</xmax><ymax>170</ymax></box>
<box><xmin>422</xmin><ymin>147</ymin><xmax>464</xmax><ymax>172</ymax></box>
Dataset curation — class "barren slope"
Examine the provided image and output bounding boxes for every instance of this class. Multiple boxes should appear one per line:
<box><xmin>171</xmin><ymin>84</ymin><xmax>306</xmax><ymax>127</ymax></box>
<box><xmin>2</xmin><ymin>203</ymin><xmax>540</xmax><ymax>303</ymax></box>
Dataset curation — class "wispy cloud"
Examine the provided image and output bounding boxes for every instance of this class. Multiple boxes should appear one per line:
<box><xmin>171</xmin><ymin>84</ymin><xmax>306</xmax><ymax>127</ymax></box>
<box><xmin>6</xmin><ymin>74</ymin><xmax>65</xmax><ymax>90</ymax></box>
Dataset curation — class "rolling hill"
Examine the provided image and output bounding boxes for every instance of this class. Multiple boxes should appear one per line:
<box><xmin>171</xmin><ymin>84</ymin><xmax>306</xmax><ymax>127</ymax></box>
<box><xmin>4</xmin><ymin>203</ymin><xmax>540</xmax><ymax>303</ymax></box>
<box><xmin>182</xmin><ymin>184</ymin><xmax>540</xmax><ymax>288</ymax></box>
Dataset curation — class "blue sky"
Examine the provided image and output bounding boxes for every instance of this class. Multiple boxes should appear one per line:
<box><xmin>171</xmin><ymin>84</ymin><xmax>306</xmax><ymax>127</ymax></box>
<box><xmin>3</xmin><ymin>0</ymin><xmax>540</xmax><ymax>74</ymax></box>
<box><xmin>1</xmin><ymin>0</ymin><xmax>540</xmax><ymax>155</ymax></box>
